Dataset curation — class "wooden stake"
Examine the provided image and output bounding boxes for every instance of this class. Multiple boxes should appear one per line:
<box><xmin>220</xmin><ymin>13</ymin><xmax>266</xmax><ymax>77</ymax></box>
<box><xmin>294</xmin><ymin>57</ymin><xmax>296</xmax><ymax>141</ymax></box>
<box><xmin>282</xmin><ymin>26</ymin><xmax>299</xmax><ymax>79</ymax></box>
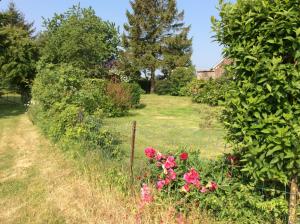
<box><xmin>130</xmin><ymin>121</ymin><xmax>137</xmax><ymax>188</ymax></box>
<box><xmin>288</xmin><ymin>176</ymin><xmax>298</xmax><ymax>224</ymax></box>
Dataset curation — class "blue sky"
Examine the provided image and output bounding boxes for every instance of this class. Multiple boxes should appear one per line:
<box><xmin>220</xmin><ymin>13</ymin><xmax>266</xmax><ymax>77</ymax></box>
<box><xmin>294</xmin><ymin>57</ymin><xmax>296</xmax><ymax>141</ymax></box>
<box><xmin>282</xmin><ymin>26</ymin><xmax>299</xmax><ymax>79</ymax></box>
<box><xmin>0</xmin><ymin>0</ymin><xmax>225</xmax><ymax>69</ymax></box>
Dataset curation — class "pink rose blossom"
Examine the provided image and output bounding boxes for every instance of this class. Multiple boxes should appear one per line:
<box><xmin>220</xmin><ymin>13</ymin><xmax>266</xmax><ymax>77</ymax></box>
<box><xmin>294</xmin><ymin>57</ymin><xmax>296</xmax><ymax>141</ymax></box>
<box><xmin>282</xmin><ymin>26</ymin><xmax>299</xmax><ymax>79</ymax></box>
<box><xmin>181</xmin><ymin>184</ymin><xmax>190</xmax><ymax>193</ymax></box>
<box><xmin>167</xmin><ymin>168</ymin><xmax>177</xmax><ymax>180</ymax></box>
<box><xmin>207</xmin><ymin>181</ymin><xmax>218</xmax><ymax>191</ymax></box>
<box><xmin>144</xmin><ymin>147</ymin><xmax>156</xmax><ymax>159</ymax></box>
<box><xmin>156</xmin><ymin>180</ymin><xmax>165</xmax><ymax>190</ymax></box>
<box><xmin>164</xmin><ymin>178</ymin><xmax>171</xmax><ymax>185</ymax></box>
<box><xmin>200</xmin><ymin>186</ymin><xmax>208</xmax><ymax>193</ymax></box>
<box><xmin>156</xmin><ymin>152</ymin><xmax>165</xmax><ymax>161</ymax></box>
<box><xmin>179</xmin><ymin>152</ymin><xmax>188</xmax><ymax>160</ymax></box>
<box><xmin>164</xmin><ymin>156</ymin><xmax>176</xmax><ymax>169</ymax></box>
<box><xmin>141</xmin><ymin>183</ymin><xmax>153</xmax><ymax>203</ymax></box>
<box><xmin>183</xmin><ymin>168</ymin><xmax>200</xmax><ymax>185</ymax></box>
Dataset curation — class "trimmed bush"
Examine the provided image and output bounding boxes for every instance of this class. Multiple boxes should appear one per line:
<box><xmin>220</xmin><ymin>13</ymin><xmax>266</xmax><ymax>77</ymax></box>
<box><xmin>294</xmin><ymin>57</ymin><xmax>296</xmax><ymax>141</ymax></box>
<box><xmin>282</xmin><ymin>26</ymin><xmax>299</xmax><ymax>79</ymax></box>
<box><xmin>213</xmin><ymin>0</ymin><xmax>300</xmax><ymax>185</ymax></box>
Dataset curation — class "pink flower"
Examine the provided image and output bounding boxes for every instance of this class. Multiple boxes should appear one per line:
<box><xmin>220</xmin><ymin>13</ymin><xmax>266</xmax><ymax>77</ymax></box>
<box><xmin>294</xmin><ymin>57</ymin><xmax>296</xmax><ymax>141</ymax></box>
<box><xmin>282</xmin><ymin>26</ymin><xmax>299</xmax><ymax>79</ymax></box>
<box><xmin>156</xmin><ymin>152</ymin><xmax>165</xmax><ymax>161</ymax></box>
<box><xmin>194</xmin><ymin>179</ymin><xmax>201</xmax><ymax>189</ymax></box>
<box><xmin>207</xmin><ymin>181</ymin><xmax>218</xmax><ymax>191</ymax></box>
<box><xmin>144</xmin><ymin>147</ymin><xmax>156</xmax><ymax>159</ymax></box>
<box><xmin>181</xmin><ymin>184</ymin><xmax>190</xmax><ymax>193</ymax></box>
<box><xmin>183</xmin><ymin>168</ymin><xmax>200</xmax><ymax>185</ymax></box>
<box><xmin>167</xmin><ymin>168</ymin><xmax>177</xmax><ymax>180</ymax></box>
<box><xmin>179</xmin><ymin>152</ymin><xmax>188</xmax><ymax>160</ymax></box>
<box><xmin>141</xmin><ymin>183</ymin><xmax>153</xmax><ymax>203</ymax></box>
<box><xmin>156</xmin><ymin>180</ymin><xmax>165</xmax><ymax>190</ymax></box>
<box><xmin>164</xmin><ymin>156</ymin><xmax>176</xmax><ymax>169</ymax></box>
<box><xmin>200</xmin><ymin>186</ymin><xmax>208</xmax><ymax>193</ymax></box>
<box><xmin>164</xmin><ymin>178</ymin><xmax>171</xmax><ymax>185</ymax></box>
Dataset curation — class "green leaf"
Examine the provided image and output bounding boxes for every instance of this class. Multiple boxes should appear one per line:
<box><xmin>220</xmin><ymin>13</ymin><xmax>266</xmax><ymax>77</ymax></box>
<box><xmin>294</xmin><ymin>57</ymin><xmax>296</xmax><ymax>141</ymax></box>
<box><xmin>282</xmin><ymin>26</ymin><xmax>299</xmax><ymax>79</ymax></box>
<box><xmin>245</xmin><ymin>55</ymin><xmax>258</xmax><ymax>61</ymax></box>
<box><xmin>266</xmin><ymin>84</ymin><xmax>272</xmax><ymax>92</ymax></box>
<box><xmin>266</xmin><ymin>145</ymin><xmax>282</xmax><ymax>157</ymax></box>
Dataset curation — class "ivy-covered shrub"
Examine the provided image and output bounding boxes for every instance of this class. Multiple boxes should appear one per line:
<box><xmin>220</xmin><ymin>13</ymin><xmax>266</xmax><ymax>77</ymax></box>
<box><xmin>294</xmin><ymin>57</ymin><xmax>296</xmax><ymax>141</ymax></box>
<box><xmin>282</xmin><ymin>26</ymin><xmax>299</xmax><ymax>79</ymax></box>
<box><xmin>156</xmin><ymin>67</ymin><xmax>195</xmax><ymax>96</ymax></box>
<box><xmin>140</xmin><ymin>148</ymin><xmax>288</xmax><ymax>224</ymax></box>
<box><xmin>212</xmin><ymin>0</ymin><xmax>300</xmax><ymax>185</ymax></box>
<box><xmin>185</xmin><ymin>76</ymin><xmax>232</xmax><ymax>106</ymax></box>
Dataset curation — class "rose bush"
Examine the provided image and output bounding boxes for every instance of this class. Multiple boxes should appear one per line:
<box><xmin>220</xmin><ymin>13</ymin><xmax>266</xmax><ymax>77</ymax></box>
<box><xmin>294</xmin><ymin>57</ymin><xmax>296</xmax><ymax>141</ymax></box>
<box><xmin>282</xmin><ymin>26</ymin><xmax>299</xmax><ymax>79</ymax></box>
<box><xmin>139</xmin><ymin>147</ymin><xmax>289</xmax><ymax>224</ymax></box>
<box><xmin>142</xmin><ymin>148</ymin><xmax>218</xmax><ymax>196</ymax></box>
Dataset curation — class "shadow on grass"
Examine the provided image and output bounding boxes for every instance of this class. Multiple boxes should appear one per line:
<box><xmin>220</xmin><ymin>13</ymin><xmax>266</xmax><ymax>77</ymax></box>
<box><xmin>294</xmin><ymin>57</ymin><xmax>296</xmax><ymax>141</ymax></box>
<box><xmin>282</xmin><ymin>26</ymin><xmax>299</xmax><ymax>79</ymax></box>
<box><xmin>0</xmin><ymin>96</ymin><xmax>25</xmax><ymax>119</ymax></box>
<box><xmin>135</xmin><ymin>103</ymin><xmax>146</xmax><ymax>110</ymax></box>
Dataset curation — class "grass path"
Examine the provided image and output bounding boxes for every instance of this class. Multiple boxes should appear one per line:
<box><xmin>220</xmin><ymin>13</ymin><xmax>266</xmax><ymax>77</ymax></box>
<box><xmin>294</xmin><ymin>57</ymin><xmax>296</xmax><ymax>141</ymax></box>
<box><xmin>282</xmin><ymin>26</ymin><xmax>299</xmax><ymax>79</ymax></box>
<box><xmin>0</xmin><ymin>112</ymin><xmax>135</xmax><ymax>224</ymax></box>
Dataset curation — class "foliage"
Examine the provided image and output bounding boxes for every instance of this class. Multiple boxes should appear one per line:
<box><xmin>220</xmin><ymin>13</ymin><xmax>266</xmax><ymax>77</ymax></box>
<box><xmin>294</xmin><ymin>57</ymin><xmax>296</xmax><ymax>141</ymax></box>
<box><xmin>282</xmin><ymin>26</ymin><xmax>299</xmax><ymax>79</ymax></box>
<box><xmin>191</xmin><ymin>76</ymin><xmax>232</xmax><ymax>106</ymax></box>
<box><xmin>178</xmin><ymin>79</ymin><xmax>206</xmax><ymax>97</ymax></box>
<box><xmin>0</xmin><ymin>3</ymin><xmax>38</xmax><ymax>102</ymax></box>
<box><xmin>123</xmin><ymin>82</ymin><xmax>144</xmax><ymax>108</ymax></box>
<box><xmin>156</xmin><ymin>67</ymin><xmax>195</xmax><ymax>96</ymax></box>
<box><xmin>32</xmin><ymin>63</ymin><xmax>141</xmax><ymax>118</ymax></box>
<box><xmin>141</xmin><ymin>148</ymin><xmax>288</xmax><ymax>224</ymax></box>
<box><xmin>31</xmin><ymin>63</ymin><xmax>122</xmax><ymax>158</ymax></box>
<box><xmin>212</xmin><ymin>0</ymin><xmax>300</xmax><ymax>183</ymax></box>
<box><xmin>41</xmin><ymin>5</ymin><xmax>119</xmax><ymax>78</ymax></box>
<box><xmin>123</xmin><ymin>0</ymin><xmax>192</xmax><ymax>92</ymax></box>
<box><xmin>155</xmin><ymin>79</ymin><xmax>173</xmax><ymax>96</ymax></box>
<box><xmin>0</xmin><ymin>2</ymin><xmax>34</xmax><ymax>33</ymax></box>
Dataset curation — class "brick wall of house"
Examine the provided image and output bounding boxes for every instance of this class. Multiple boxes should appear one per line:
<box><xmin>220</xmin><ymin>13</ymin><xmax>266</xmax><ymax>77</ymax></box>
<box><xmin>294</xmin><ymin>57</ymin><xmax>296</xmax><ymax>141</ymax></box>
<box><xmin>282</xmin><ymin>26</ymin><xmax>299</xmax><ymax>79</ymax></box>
<box><xmin>197</xmin><ymin>58</ymin><xmax>231</xmax><ymax>80</ymax></box>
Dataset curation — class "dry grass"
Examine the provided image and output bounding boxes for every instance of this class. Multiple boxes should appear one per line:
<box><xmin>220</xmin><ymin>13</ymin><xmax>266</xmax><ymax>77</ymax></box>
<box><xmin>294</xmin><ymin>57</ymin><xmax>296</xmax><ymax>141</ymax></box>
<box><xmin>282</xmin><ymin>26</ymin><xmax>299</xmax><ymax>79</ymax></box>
<box><xmin>0</xmin><ymin>102</ymin><xmax>227</xmax><ymax>223</ymax></box>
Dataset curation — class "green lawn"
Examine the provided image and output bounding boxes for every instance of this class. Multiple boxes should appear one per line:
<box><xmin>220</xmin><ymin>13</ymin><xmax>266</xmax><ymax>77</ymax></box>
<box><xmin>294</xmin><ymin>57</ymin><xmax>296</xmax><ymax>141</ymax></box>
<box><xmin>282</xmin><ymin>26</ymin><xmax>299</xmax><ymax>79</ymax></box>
<box><xmin>103</xmin><ymin>94</ymin><xmax>228</xmax><ymax>159</ymax></box>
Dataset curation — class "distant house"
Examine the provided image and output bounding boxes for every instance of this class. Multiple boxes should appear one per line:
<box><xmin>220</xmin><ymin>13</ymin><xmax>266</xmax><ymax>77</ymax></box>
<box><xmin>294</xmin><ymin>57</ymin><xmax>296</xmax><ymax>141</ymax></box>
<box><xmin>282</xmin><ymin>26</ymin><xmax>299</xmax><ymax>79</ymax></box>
<box><xmin>197</xmin><ymin>58</ymin><xmax>231</xmax><ymax>80</ymax></box>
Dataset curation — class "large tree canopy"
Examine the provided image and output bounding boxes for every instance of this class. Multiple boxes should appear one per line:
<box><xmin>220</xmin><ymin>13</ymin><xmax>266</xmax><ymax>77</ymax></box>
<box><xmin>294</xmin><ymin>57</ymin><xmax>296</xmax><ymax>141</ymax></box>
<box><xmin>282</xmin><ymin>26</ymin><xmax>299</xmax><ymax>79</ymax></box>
<box><xmin>0</xmin><ymin>2</ymin><xmax>38</xmax><ymax>101</ymax></box>
<box><xmin>41</xmin><ymin>5</ymin><xmax>120</xmax><ymax>78</ymax></box>
<box><xmin>123</xmin><ymin>0</ymin><xmax>192</xmax><ymax>93</ymax></box>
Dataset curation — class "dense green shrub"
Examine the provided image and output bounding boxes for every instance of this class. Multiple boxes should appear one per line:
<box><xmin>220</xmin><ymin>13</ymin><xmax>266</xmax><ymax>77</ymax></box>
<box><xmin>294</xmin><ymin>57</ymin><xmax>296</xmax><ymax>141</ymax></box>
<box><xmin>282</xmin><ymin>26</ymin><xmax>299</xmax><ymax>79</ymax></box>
<box><xmin>122</xmin><ymin>82</ymin><xmax>144</xmax><ymax>108</ymax></box>
<box><xmin>178</xmin><ymin>79</ymin><xmax>206</xmax><ymax>96</ymax></box>
<box><xmin>186</xmin><ymin>76</ymin><xmax>232</xmax><ymax>106</ymax></box>
<box><xmin>33</xmin><ymin>63</ymin><xmax>142</xmax><ymax>117</ymax></box>
<box><xmin>31</xmin><ymin>63</ymin><xmax>122</xmax><ymax>158</ymax></box>
<box><xmin>212</xmin><ymin>0</ymin><xmax>300</xmax><ymax>185</ymax></box>
<box><xmin>155</xmin><ymin>79</ymin><xmax>173</xmax><ymax>95</ymax></box>
<box><xmin>156</xmin><ymin>67</ymin><xmax>195</xmax><ymax>96</ymax></box>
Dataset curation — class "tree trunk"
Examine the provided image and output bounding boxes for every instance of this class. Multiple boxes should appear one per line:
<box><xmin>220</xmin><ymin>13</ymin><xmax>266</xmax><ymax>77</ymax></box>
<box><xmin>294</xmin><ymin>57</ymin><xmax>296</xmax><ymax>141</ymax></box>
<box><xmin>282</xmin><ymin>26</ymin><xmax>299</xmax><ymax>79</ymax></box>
<box><xmin>288</xmin><ymin>176</ymin><xmax>298</xmax><ymax>224</ymax></box>
<box><xmin>150</xmin><ymin>69</ymin><xmax>155</xmax><ymax>94</ymax></box>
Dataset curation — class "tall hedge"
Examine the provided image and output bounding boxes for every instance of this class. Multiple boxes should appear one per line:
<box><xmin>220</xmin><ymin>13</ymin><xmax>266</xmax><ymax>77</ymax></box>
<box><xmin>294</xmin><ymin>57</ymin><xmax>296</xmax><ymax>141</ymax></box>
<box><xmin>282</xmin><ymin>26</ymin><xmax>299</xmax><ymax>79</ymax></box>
<box><xmin>213</xmin><ymin>0</ymin><xmax>300</xmax><ymax>184</ymax></box>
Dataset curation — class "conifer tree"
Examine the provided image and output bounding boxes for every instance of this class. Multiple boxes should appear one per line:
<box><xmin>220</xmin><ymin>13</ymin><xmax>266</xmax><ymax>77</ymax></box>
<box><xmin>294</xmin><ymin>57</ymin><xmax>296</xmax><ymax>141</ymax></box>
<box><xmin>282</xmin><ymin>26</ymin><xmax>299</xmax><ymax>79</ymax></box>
<box><xmin>123</xmin><ymin>0</ymin><xmax>192</xmax><ymax>93</ymax></box>
<box><xmin>0</xmin><ymin>2</ymin><xmax>38</xmax><ymax>101</ymax></box>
